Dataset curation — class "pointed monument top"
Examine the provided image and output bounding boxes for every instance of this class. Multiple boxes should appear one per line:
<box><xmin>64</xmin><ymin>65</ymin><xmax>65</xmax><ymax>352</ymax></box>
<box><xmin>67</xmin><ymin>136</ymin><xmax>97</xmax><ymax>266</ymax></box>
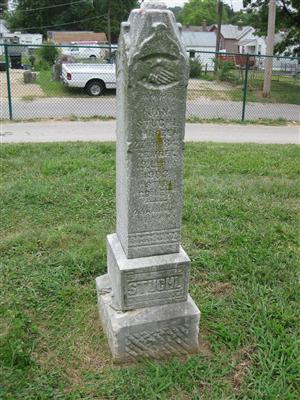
<box><xmin>141</xmin><ymin>0</ymin><xmax>167</xmax><ymax>9</ymax></box>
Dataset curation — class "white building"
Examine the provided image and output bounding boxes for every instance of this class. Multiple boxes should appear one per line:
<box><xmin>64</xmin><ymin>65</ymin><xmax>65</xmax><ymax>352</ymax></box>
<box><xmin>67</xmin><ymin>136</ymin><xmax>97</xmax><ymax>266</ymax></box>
<box><xmin>5</xmin><ymin>32</ymin><xmax>43</xmax><ymax>46</ymax></box>
<box><xmin>237</xmin><ymin>27</ymin><xmax>266</xmax><ymax>56</ymax></box>
<box><xmin>182</xmin><ymin>31</ymin><xmax>217</xmax><ymax>71</ymax></box>
<box><xmin>0</xmin><ymin>19</ymin><xmax>9</xmax><ymax>53</ymax></box>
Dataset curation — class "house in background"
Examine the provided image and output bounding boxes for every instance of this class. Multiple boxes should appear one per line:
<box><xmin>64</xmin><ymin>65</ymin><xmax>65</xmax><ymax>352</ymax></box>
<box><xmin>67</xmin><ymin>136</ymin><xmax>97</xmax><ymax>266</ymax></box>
<box><xmin>48</xmin><ymin>31</ymin><xmax>107</xmax><ymax>45</ymax></box>
<box><xmin>182</xmin><ymin>30</ymin><xmax>217</xmax><ymax>71</ymax></box>
<box><xmin>183</xmin><ymin>20</ymin><xmax>210</xmax><ymax>33</ymax></box>
<box><xmin>237</xmin><ymin>27</ymin><xmax>266</xmax><ymax>55</ymax></box>
<box><xmin>209</xmin><ymin>24</ymin><xmax>266</xmax><ymax>56</ymax></box>
<box><xmin>0</xmin><ymin>18</ymin><xmax>9</xmax><ymax>55</ymax></box>
<box><xmin>210</xmin><ymin>24</ymin><xmax>250</xmax><ymax>53</ymax></box>
<box><xmin>9</xmin><ymin>32</ymin><xmax>43</xmax><ymax>46</ymax></box>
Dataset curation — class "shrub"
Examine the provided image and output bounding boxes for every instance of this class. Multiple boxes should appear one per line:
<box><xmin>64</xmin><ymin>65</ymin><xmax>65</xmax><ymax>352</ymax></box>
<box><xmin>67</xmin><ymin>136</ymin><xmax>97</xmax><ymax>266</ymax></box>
<box><xmin>34</xmin><ymin>59</ymin><xmax>51</xmax><ymax>71</ymax></box>
<box><xmin>216</xmin><ymin>59</ymin><xmax>237</xmax><ymax>82</ymax></box>
<box><xmin>189</xmin><ymin>58</ymin><xmax>202</xmax><ymax>78</ymax></box>
<box><xmin>36</xmin><ymin>42</ymin><xmax>60</xmax><ymax>66</ymax></box>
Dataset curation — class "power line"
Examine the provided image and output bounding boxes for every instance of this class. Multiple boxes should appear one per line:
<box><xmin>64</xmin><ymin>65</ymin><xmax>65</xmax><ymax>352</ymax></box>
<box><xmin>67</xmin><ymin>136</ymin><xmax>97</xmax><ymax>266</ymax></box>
<box><xmin>15</xmin><ymin>14</ymin><xmax>106</xmax><ymax>32</ymax></box>
<box><xmin>0</xmin><ymin>0</ymin><xmax>88</xmax><ymax>12</ymax></box>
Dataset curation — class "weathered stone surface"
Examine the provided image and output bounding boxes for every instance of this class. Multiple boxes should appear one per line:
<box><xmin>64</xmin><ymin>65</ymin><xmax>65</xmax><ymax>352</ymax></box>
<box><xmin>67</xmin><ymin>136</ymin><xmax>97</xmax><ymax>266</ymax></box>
<box><xmin>96</xmin><ymin>274</ymin><xmax>200</xmax><ymax>362</ymax></box>
<box><xmin>96</xmin><ymin>2</ymin><xmax>201</xmax><ymax>362</ymax></box>
<box><xmin>107</xmin><ymin>233</ymin><xmax>190</xmax><ymax>311</ymax></box>
<box><xmin>116</xmin><ymin>2</ymin><xmax>189</xmax><ymax>259</ymax></box>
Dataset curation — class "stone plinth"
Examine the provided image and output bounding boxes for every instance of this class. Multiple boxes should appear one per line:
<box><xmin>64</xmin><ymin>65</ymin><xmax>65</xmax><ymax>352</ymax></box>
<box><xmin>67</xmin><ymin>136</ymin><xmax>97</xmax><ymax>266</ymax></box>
<box><xmin>96</xmin><ymin>274</ymin><xmax>200</xmax><ymax>362</ymax></box>
<box><xmin>107</xmin><ymin>233</ymin><xmax>190</xmax><ymax>311</ymax></box>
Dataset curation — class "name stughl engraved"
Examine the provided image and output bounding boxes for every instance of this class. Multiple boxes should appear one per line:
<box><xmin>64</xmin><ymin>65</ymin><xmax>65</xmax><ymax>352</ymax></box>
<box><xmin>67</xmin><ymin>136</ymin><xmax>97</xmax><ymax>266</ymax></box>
<box><xmin>127</xmin><ymin>275</ymin><xmax>183</xmax><ymax>297</ymax></box>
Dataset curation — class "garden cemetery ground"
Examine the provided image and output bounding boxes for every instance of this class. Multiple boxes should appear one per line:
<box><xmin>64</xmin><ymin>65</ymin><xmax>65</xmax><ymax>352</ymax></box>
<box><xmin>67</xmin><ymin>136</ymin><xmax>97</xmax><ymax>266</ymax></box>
<box><xmin>1</xmin><ymin>142</ymin><xmax>299</xmax><ymax>399</ymax></box>
<box><xmin>1</xmin><ymin>68</ymin><xmax>299</xmax><ymax>105</ymax></box>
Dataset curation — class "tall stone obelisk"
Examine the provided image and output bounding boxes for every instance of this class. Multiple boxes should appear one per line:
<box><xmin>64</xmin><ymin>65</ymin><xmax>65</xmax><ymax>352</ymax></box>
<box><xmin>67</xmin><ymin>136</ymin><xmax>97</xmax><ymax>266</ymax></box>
<box><xmin>96</xmin><ymin>1</ymin><xmax>200</xmax><ymax>362</ymax></box>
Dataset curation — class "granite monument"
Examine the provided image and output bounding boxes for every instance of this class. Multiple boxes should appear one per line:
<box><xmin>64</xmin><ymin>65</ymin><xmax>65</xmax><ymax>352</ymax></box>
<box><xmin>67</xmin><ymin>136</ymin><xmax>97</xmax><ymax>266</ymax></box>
<box><xmin>96</xmin><ymin>0</ymin><xmax>201</xmax><ymax>362</ymax></box>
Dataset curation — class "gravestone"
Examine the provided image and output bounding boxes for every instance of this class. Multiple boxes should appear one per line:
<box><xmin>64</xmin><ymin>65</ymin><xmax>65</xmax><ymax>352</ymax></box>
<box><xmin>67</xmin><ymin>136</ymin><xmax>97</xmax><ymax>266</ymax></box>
<box><xmin>96</xmin><ymin>0</ymin><xmax>201</xmax><ymax>362</ymax></box>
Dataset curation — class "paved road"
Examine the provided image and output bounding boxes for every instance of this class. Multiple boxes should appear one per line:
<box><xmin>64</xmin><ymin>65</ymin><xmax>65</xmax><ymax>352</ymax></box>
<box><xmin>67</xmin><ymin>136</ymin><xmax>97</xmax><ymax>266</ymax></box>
<box><xmin>1</xmin><ymin>97</ymin><xmax>299</xmax><ymax>121</ymax></box>
<box><xmin>1</xmin><ymin>120</ymin><xmax>299</xmax><ymax>144</ymax></box>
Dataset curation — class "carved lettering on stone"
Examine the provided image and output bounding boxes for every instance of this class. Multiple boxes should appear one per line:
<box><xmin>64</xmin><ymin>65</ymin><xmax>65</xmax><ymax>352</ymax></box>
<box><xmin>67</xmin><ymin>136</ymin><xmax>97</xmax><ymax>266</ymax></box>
<box><xmin>96</xmin><ymin>2</ymin><xmax>200</xmax><ymax>363</ymax></box>
<box><xmin>116</xmin><ymin>4</ymin><xmax>189</xmax><ymax>259</ymax></box>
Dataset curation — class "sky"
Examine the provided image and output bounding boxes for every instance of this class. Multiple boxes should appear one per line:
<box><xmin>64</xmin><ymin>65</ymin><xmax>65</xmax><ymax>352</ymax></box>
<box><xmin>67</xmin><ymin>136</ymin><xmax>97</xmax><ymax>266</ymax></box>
<box><xmin>164</xmin><ymin>0</ymin><xmax>243</xmax><ymax>11</ymax></box>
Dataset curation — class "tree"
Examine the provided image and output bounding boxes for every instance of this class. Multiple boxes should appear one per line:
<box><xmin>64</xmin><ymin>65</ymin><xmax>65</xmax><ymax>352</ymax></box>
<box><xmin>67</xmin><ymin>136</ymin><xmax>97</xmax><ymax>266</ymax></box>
<box><xmin>230</xmin><ymin>10</ymin><xmax>253</xmax><ymax>26</ymax></box>
<box><xmin>93</xmin><ymin>0</ymin><xmax>138</xmax><ymax>42</ymax></box>
<box><xmin>5</xmin><ymin>0</ymin><xmax>95</xmax><ymax>35</ymax></box>
<box><xmin>5</xmin><ymin>0</ymin><xmax>138</xmax><ymax>42</ymax></box>
<box><xmin>243</xmin><ymin>0</ymin><xmax>300</xmax><ymax>55</ymax></box>
<box><xmin>169</xmin><ymin>6</ymin><xmax>183</xmax><ymax>19</ymax></box>
<box><xmin>0</xmin><ymin>0</ymin><xmax>8</xmax><ymax>16</ymax></box>
<box><xmin>177</xmin><ymin>0</ymin><xmax>234</xmax><ymax>27</ymax></box>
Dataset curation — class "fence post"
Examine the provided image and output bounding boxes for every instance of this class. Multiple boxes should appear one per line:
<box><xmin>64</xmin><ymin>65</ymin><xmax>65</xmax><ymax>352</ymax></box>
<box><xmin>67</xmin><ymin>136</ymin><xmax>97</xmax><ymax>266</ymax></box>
<box><xmin>241</xmin><ymin>53</ymin><xmax>250</xmax><ymax>122</ymax></box>
<box><xmin>4</xmin><ymin>44</ymin><xmax>13</xmax><ymax>120</ymax></box>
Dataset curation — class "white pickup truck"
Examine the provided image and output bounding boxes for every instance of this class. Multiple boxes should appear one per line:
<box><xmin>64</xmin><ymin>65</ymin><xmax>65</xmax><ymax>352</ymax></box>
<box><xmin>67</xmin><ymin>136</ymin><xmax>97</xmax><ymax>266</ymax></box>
<box><xmin>61</xmin><ymin>63</ymin><xmax>116</xmax><ymax>96</ymax></box>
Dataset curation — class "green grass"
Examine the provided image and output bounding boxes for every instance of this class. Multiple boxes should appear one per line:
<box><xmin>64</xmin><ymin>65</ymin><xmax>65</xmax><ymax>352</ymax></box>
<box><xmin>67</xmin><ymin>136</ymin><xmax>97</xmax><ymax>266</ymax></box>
<box><xmin>36</xmin><ymin>69</ymin><xmax>88</xmax><ymax>97</ymax></box>
<box><xmin>193</xmin><ymin>71</ymin><xmax>300</xmax><ymax>105</ymax></box>
<box><xmin>1</xmin><ymin>143</ymin><xmax>299</xmax><ymax>399</ymax></box>
<box><xmin>3</xmin><ymin>115</ymin><xmax>297</xmax><ymax>125</ymax></box>
<box><xmin>185</xmin><ymin>117</ymin><xmax>293</xmax><ymax>126</ymax></box>
<box><xmin>247</xmin><ymin>79</ymin><xmax>300</xmax><ymax>105</ymax></box>
<box><xmin>36</xmin><ymin>69</ymin><xmax>115</xmax><ymax>98</ymax></box>
<box><xmin>35</xmin><ymin>68</ymin><xmax>300</xmax><ymax>105</ymax></box>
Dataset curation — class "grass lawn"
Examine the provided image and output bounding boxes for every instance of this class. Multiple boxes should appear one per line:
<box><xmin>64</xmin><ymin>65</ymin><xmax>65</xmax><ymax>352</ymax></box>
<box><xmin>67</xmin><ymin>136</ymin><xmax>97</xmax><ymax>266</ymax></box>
<box><xmin>36</xmin><ymin>69</ymin><xmax>300</xmax><ymax>105</ymax></box>
<box><xmin>36</xmin><ymin>69</ymin><xmax>87</xmax><ymax>98</ymax></box>
<box><xmin>195</xmin><ymin>72</ymin><xmax>300</xmax><ymax>105</ymax></box>
<box><xmin>1</xmin><ymin>143</ymin><xmax>299</xmax><ymax>399</ymax></box>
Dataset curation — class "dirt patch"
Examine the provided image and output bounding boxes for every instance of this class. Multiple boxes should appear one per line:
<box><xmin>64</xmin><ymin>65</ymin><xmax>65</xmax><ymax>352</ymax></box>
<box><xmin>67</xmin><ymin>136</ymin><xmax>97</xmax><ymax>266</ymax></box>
<box><xmin>1</xmin><ymin>70</ymin><xmax>44</xmax><ymax>98</ymax></box>
<box><xmin>232</xmin><ymin>346</ymin><xmax>253</xmax><ymax>389</ymax></box>
<box><xmin>187</xmin><ymin>89</ymin><xmax>235</xmax><ymax>101</ymax></box>
<box><xmin>199</xmin><ymin>338</ymin><xmax>213</xmax><ymax>357</ymax></box>
<box><xmin>188</xmin><ymin>79</ymin><xmax>234</xmax><ymax>91</ymax></box>
<box><xmin>211</xmin><ymin>282</ymin><xmax>233</xmax><ymax>296</ymax></box>
<box><xmin>233</xmin><ymin>359</ymin><xmax>251</xmax><ymax>388</ymax></box>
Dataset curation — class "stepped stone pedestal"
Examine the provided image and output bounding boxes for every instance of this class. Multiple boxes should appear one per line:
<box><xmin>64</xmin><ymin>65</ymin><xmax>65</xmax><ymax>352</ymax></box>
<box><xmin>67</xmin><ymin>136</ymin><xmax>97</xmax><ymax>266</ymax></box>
<box><xmin>96</xmin><ymin>0</ymin><xmax>200</xmax><ymax>362</ymax></box>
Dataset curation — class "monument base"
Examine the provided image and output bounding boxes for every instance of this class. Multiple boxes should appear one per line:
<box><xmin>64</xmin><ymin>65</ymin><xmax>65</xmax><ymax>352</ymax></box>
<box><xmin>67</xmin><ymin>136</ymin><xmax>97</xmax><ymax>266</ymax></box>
<box><xmin>96</xmin><ymin>274</ymin><xmax>200</xmax><ymax>362</ymax></box>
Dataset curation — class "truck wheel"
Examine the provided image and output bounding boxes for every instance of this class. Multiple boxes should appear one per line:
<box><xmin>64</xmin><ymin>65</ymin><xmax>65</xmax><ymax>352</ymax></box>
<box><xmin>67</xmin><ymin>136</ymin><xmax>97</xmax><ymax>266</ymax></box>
<box><xmin>89</xmin><ymin>55</ymin><xmax>96</xmax><ymax>60</ymax></box>
<box><xmin>86</xmin><ymin>80</ymin><xmax>105</xmax><ymax>96</ymax></box>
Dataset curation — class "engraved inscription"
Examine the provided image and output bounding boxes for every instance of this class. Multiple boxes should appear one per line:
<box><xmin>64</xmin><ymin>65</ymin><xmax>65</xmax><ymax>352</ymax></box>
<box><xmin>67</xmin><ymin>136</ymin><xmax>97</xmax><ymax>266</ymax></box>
<box><xmin>128</xmin><ymin>230</ymin><xmax>179</xmax><ymax>247</ymax></box>
<box><xmin>125</xmin><ymin>325</ymin><xmax>190</xmax><ymax>359</ymax></box>
<box><xmin>123</xmin><ymin>262</ymin><xmax>188</xmax><ymax>308</ymax></box>
<box><xmin>116</xmin><ymin>5</ymin><xmax>189</xmax><ymax>258</ymax></box>
<box><xmin>127</xmin><ymin>275</ymin><xmax>183</xmax><ymax>296</ymax></box>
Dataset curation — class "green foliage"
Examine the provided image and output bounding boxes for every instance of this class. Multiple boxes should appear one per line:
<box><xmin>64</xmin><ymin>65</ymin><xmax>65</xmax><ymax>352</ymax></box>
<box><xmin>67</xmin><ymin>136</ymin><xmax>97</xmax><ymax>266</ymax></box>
<box><xmin>168</xmin><ymin>6</ymin><xmax>183</xmax><ymax>19</ymax></box>
<box><xmin>243</xmin><ymin>0</ymin><xmax>300</xmax><ymax>55</ymax></box>
<box><xmin>5</xmin><ymin>0</ymin><xmax>138</xmax><ymax>42</ymax></box>
<box><xmin>216</xmin><ymin>59</ymin><xmax>237</xmax><ymax>82</ymax></box>
<box><xmin>189</xmin><ymin>58</ymin><xmax>203</xmax><ymax>78</ymax></box>
<box><xmin>0</xmin><ymin>311</ymin><xmax>38</xmax><ymax>368</ymax></box>
<box><xmin>93</xmin><ymin>0</ymin><xmax>138</xmax><ymax>42</ymax></box>
<box><xmin>177</xmin><ymin>0</ymin><xmax>233</xmax><ymax>26</ymax></box>
<box><xmin>36</xmin><ymin>42</ymin><xmax>60</xmax><ymax>66</ymax></box>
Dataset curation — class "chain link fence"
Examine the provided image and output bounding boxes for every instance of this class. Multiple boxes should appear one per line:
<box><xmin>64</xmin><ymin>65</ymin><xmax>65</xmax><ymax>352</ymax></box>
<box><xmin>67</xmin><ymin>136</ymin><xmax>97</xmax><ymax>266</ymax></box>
<box><xmin>0</xmin><ymin>43</ymin><xmax>299</xmax><ymax>122</ymax></box>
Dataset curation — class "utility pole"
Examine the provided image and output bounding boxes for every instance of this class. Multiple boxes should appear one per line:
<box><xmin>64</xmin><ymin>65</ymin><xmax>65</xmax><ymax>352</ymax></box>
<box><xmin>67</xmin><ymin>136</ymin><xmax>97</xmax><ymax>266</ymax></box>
<box><xmin>107</xmin><ymin>7</ymin><xmax>112</xmax><ymax>60</ymax></box>
<box><xmin>215</xmin><ymin>0</ymin><xmax>223</xmax><ymax>72</ymax></box>
<box><xmin>263</xmin><ymin>0</ymin><xmax>276</xmax><ymax>97</ymax></box>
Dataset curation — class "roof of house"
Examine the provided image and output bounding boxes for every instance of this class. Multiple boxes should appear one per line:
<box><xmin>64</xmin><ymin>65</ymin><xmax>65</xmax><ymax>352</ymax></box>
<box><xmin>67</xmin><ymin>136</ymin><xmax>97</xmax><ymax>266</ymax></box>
<box><xmin>47</xmin><ymin>31</ymin><xmax>107</xmax><ymax>43</ymax></box>
<box><xmin>211</xmin><ymin>24</ymin><xmax>252</xmax><ymax>40</ymax></box>
<box><xmin>0</xmin><ymin>19</ymin><xmax>9</xmax><ymax>34</ymax></box>
<box><xmin>182</xmin><ymin>31</ymin><xmax>216</xmax><ymax>47</ymax></box>
<box><xmin>183</xmin><ymin>25</ymin><xmax>212</xmax><ymax>32</ymax></box>
<box><xmin>238</xmin><ymin>38</ymin><xmax>257</xmax><ymax>46</ymax></box>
